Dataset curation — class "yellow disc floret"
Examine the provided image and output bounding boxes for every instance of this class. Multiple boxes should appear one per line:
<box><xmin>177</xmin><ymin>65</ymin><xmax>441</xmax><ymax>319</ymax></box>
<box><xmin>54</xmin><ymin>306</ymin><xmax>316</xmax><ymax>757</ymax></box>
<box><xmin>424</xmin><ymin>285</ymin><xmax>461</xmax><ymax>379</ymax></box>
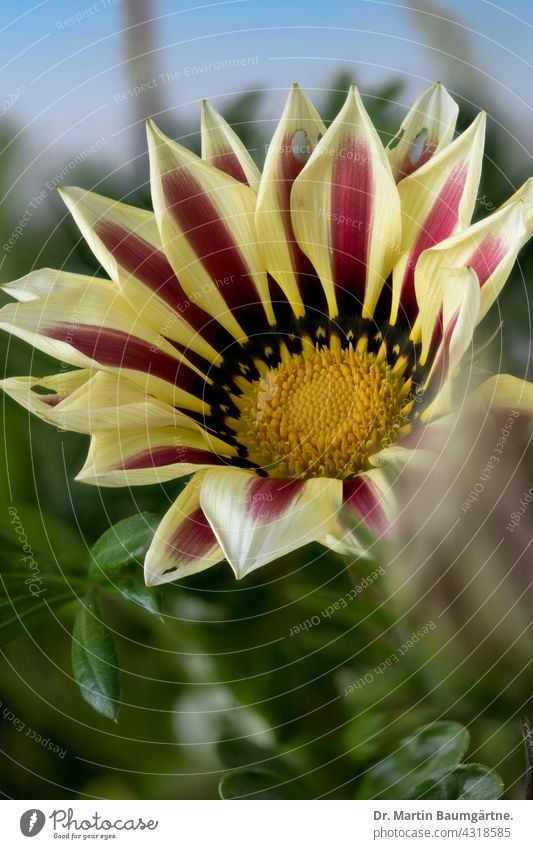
<box><xmin>235</xmin><ymin>344</ymin><xmax>411</xmax><ymax>479</ymax></box>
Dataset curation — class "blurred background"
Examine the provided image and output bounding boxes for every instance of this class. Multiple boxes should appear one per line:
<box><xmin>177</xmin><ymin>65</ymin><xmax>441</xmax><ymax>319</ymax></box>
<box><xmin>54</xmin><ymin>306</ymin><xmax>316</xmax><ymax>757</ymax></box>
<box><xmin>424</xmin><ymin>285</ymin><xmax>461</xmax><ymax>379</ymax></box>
<box><xmin>1</xmin><ymin>0</ymin><xmax>533</xmax><ymax>800</ymax></box>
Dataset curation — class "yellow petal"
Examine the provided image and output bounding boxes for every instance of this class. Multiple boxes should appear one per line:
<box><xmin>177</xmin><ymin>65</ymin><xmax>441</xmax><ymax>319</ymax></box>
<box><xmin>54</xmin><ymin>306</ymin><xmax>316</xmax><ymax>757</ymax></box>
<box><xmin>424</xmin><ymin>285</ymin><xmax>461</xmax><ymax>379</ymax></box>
<box><xmin>255</xmin><ymin>84</ymin><xmax>326</xmax><ymax>317</ymax></box>
<box><xmin>391</xmin><ymin>111</ymin><xmax>486</xmax><ymax>325</ymax></box>
<box><xmin>146</xmin><ymin>119</ymin><xmax>275</xmax><ymax>341</ymax></box>
<box><xmin>76</xmin><ymin>425</ymin><xmax>235</xmax><ymax>487</ymax></box>
<box><xmin>0</xmin><ymin>370</ymin><xmax>206</xmax><ymax>434</ymax></box>
<box><xmin>421</xmin><ymin>267</ymin><xmax>481</xmax><ymax>421</ymax></box>
<box><xmin>201</xmin><ymin>99</ymin><xmax>261</xmax><ymax>189</ymax></box>
<box><xmin>321</xmin><ymin>468</ymin><xmax>396</xmax><ymax>556</ymax></box>
<box><xmin>58</xmin><ymin>186</ymin><xmax>221</xmax><ymax>365</ymax></box>
<box><xmin>200</xmin><ymin>469</ymin><xmax>342</xmax><ymax>578</ymax></box>
<box><xmin>415</xmin><ymin>200</ymin><xmax>527</xmax><ymax>344</ymax></box>
<box><xmin>0</xmin><ymin>284</ymin><xmax>208</xmax><ymax>411</ymax></box>
<box><xmin>387</xmin><ymin>82</ymin><xmax>459</xmax><ymax>181</ymax></box>
<box><xmin>1</xmin><ymin>269</ymin><xmax>109</xmax><ymax>302</ymax></box>
<box><xmin>0</xmin><ymin>369</ymin><xmax>91</xmax><ymax>427</ymax></box>
<box><xmin>145</xmin><ymin>472</ymin><xmax>224</xmax><ymax>585</ymax></box>
<box><xmin>291</xmin><ymin>84</ymin><xmax>401</xmax><ymax>320</ymax></box>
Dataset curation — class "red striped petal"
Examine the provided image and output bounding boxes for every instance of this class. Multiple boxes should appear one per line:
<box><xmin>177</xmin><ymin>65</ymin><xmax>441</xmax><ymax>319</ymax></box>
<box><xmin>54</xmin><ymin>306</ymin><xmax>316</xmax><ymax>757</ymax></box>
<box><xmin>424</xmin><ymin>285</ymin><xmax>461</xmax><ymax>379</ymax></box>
<box><xmin>118</xmin><ymin>446</ymin><xmax>226</xmax><ymax>471</ymax></box>
<box><xmin>397</xmin><ymin>164</ymin><xmax>467</xmax><ymax>321</ymax></box>
<box><xmin>343</xmin><ymin>476</ymin><xmax>387</xmax><ymax>533</ymax></box>
<box><xmin>330</xmin><ymin>140</ymin><xmax>374</xmax><ymax>311</ymax></box>
<box><xmin>43</xmin><ymin>324</ymin><xmax>205</xmax><ymax>399</ymax></box>
<box><xmin>210</xmin><ymin>153</ymin><xmax>247</xmax><ymax>183</ymax></box>
<box><xmin>161</xmin><ymin>169</ymin><xmax>267</xmax><ymax>331</ymax></box>
<box><xmin>95</xmin><ymin>221</ymin><xmax>235</xmax><ymax>352</ymax></box>
<box><xmin>246</xmin><ymin>477</ymin><xmax>306</xmax><ymax>521</ymax></box>
<box><xmin>168</xmin><ymin>505</ymin><xmax>219</xmax><ymax>565</ymax></box>
<box><xmin>467</xmin><ymin>234</ymin><xmax>507</xmax><ymax>286</ymax></box>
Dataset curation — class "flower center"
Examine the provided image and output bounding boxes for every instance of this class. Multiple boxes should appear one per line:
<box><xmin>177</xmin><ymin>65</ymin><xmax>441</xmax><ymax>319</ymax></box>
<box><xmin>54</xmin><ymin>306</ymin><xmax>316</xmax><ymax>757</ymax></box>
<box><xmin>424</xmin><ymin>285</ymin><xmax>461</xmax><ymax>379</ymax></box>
<box><xmin>235</xmin><ymin>345</ymin><xmax>411</xmax><ymax>479</ymax></box>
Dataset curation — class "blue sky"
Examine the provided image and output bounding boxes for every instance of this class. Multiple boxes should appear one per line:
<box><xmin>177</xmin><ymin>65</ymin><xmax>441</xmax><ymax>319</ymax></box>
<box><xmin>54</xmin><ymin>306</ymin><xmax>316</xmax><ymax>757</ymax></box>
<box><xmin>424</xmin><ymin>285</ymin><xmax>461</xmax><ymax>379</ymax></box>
<box><xmin>2</xmin><ymin>0</ymin><xmax>533</xmax><ymax>202</ymax></box>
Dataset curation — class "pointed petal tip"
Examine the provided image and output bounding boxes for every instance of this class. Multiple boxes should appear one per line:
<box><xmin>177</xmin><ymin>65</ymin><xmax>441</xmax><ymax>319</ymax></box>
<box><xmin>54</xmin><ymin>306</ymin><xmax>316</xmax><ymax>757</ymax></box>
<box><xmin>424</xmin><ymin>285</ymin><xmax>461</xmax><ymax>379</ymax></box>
<box><xmin>285</xmin><ymin>82</ymin><xmax>309</xmax><ymax>109</ymax></box>
<box><xmin>57</xmin><ymin>184</ymin><xmax>81</xmax><ymax>200</ymax></box>
<box><xmin>56</xmin><ymin>184</ymin><xmax>78</xmax><ymax>205</ymax></box>
<box><xmin>145</xmin><ymin>116</ymin><xmax>166</xmax><ymax>145</ymax></box>
<box><xmin>144</xmin><ymin>567</ymin><xmax>162</xmax><ymax>588</ymax></box>
<box><xmin>343</xmin><ymin>83</ymin><xmax>364</xmax><ymax>111</ymax></box>
<box><xmin>227</xmin><ymin>562</ymin><xmax>246</xmax><ymax>581</ymax></box>
<box><xmin>201</xmin><ymin>98</ymin><xmax>214</xmax><ymax>117</ymax></box>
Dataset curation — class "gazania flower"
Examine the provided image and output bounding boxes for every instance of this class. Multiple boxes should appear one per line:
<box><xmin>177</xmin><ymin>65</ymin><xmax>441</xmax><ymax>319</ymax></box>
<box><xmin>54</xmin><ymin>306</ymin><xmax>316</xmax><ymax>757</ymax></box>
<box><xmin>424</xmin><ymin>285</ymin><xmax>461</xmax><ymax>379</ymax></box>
<box><xmin>2</xmin><ymin>83</ymin><xmax>533</xmax><ymax>584</ymax></box>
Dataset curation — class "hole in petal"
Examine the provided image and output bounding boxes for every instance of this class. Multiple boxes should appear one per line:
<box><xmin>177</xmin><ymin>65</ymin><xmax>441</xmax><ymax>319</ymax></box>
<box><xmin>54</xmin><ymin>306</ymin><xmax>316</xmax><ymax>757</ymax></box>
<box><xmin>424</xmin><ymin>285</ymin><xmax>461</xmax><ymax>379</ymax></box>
<box><xmin>409</xmin><ymin>127</ymin><xmax>429</xmax><ymax>165</ymax></box>
<box><xmin>32</xmin><ymin>385</ymin><xmax>57</xmax><ymax>396</ymax></box>
<box><xmin>291</xmin><ymin>129</ymin><xmax>311</xmax><ymax>163</ymax></box>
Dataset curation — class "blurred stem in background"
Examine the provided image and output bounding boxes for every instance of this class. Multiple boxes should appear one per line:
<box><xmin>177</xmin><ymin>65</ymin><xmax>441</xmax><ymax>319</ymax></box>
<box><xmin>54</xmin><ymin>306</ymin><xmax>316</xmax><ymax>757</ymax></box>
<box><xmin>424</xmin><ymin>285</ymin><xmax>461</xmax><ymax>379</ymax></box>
<box><xmin>122</xmin><ymin>0</ymin><xmax>164</xmax><ymax>193</ymax></box>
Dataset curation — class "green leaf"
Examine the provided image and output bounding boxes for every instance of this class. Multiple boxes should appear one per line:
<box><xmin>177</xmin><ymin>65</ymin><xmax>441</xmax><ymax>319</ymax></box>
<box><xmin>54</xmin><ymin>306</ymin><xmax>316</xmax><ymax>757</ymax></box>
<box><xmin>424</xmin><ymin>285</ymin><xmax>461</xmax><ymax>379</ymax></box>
<box><xmin>71</xmin><ymin>593</ymin><xmax>121</xmax><ymax>720</ymax></box>
<box><xmin>89</xmin><ymin>513</ymin><xmax>159</xmax><ymax>577</ymax></box>
<box><xmin>107</xmin><ymin>577</ymin><xmax>163</xmax><ymax>621</ymax></box>
<box><xmin>410</xmin><ymin>764</ymin><xmax>504</xmax><ymax>800</ymax></box>
<box><xmin>219</xmin><ymin>768</ymin><xmax>286</xmax><ymax>800</ymax></box>
<box><xmin>361</xmin><ymin>721</ymin><xmax>470</xmax><ymax>799</ymax></box>
<box><xmin>0</xmin><ymin>562</ymin><xmax>83</xmax><ymax>647</ymax></box>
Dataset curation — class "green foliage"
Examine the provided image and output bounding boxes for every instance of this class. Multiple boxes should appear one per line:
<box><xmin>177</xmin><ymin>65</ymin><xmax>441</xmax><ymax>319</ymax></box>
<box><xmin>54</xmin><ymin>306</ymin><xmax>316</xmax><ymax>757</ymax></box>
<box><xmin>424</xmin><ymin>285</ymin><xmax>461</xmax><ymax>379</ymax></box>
<box><xmin>106</xmin><ymin>575</ymin><xmax>163</xmax><ymax>621</ymax></box>
<box><xmin>71</xmin><ymin>592</ymin><xmax>121</xmax><ymax>721</ymax></box>
<box><xmin>89</xmin><ymin>512</ymin><xmax>160</xmax><ymax>578</ymax></box>
<box><xmin>0</xmin><ymin>509</ymin><xmax>163</xmax><ymax>720</ymax></box>
<box><xmin>72</xmin><ymin>514</ymin><xmax>164</xmax><ymax>718</ymax></box>
<box><xmin>409</xmin><ymin>764</ymin><xmax>504</xmax><ymax>800</ymax></box>
<box><xmin>359</xmin><ymin>722</ymin><xmax>501</xmax><ymax>800</ymax></box>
